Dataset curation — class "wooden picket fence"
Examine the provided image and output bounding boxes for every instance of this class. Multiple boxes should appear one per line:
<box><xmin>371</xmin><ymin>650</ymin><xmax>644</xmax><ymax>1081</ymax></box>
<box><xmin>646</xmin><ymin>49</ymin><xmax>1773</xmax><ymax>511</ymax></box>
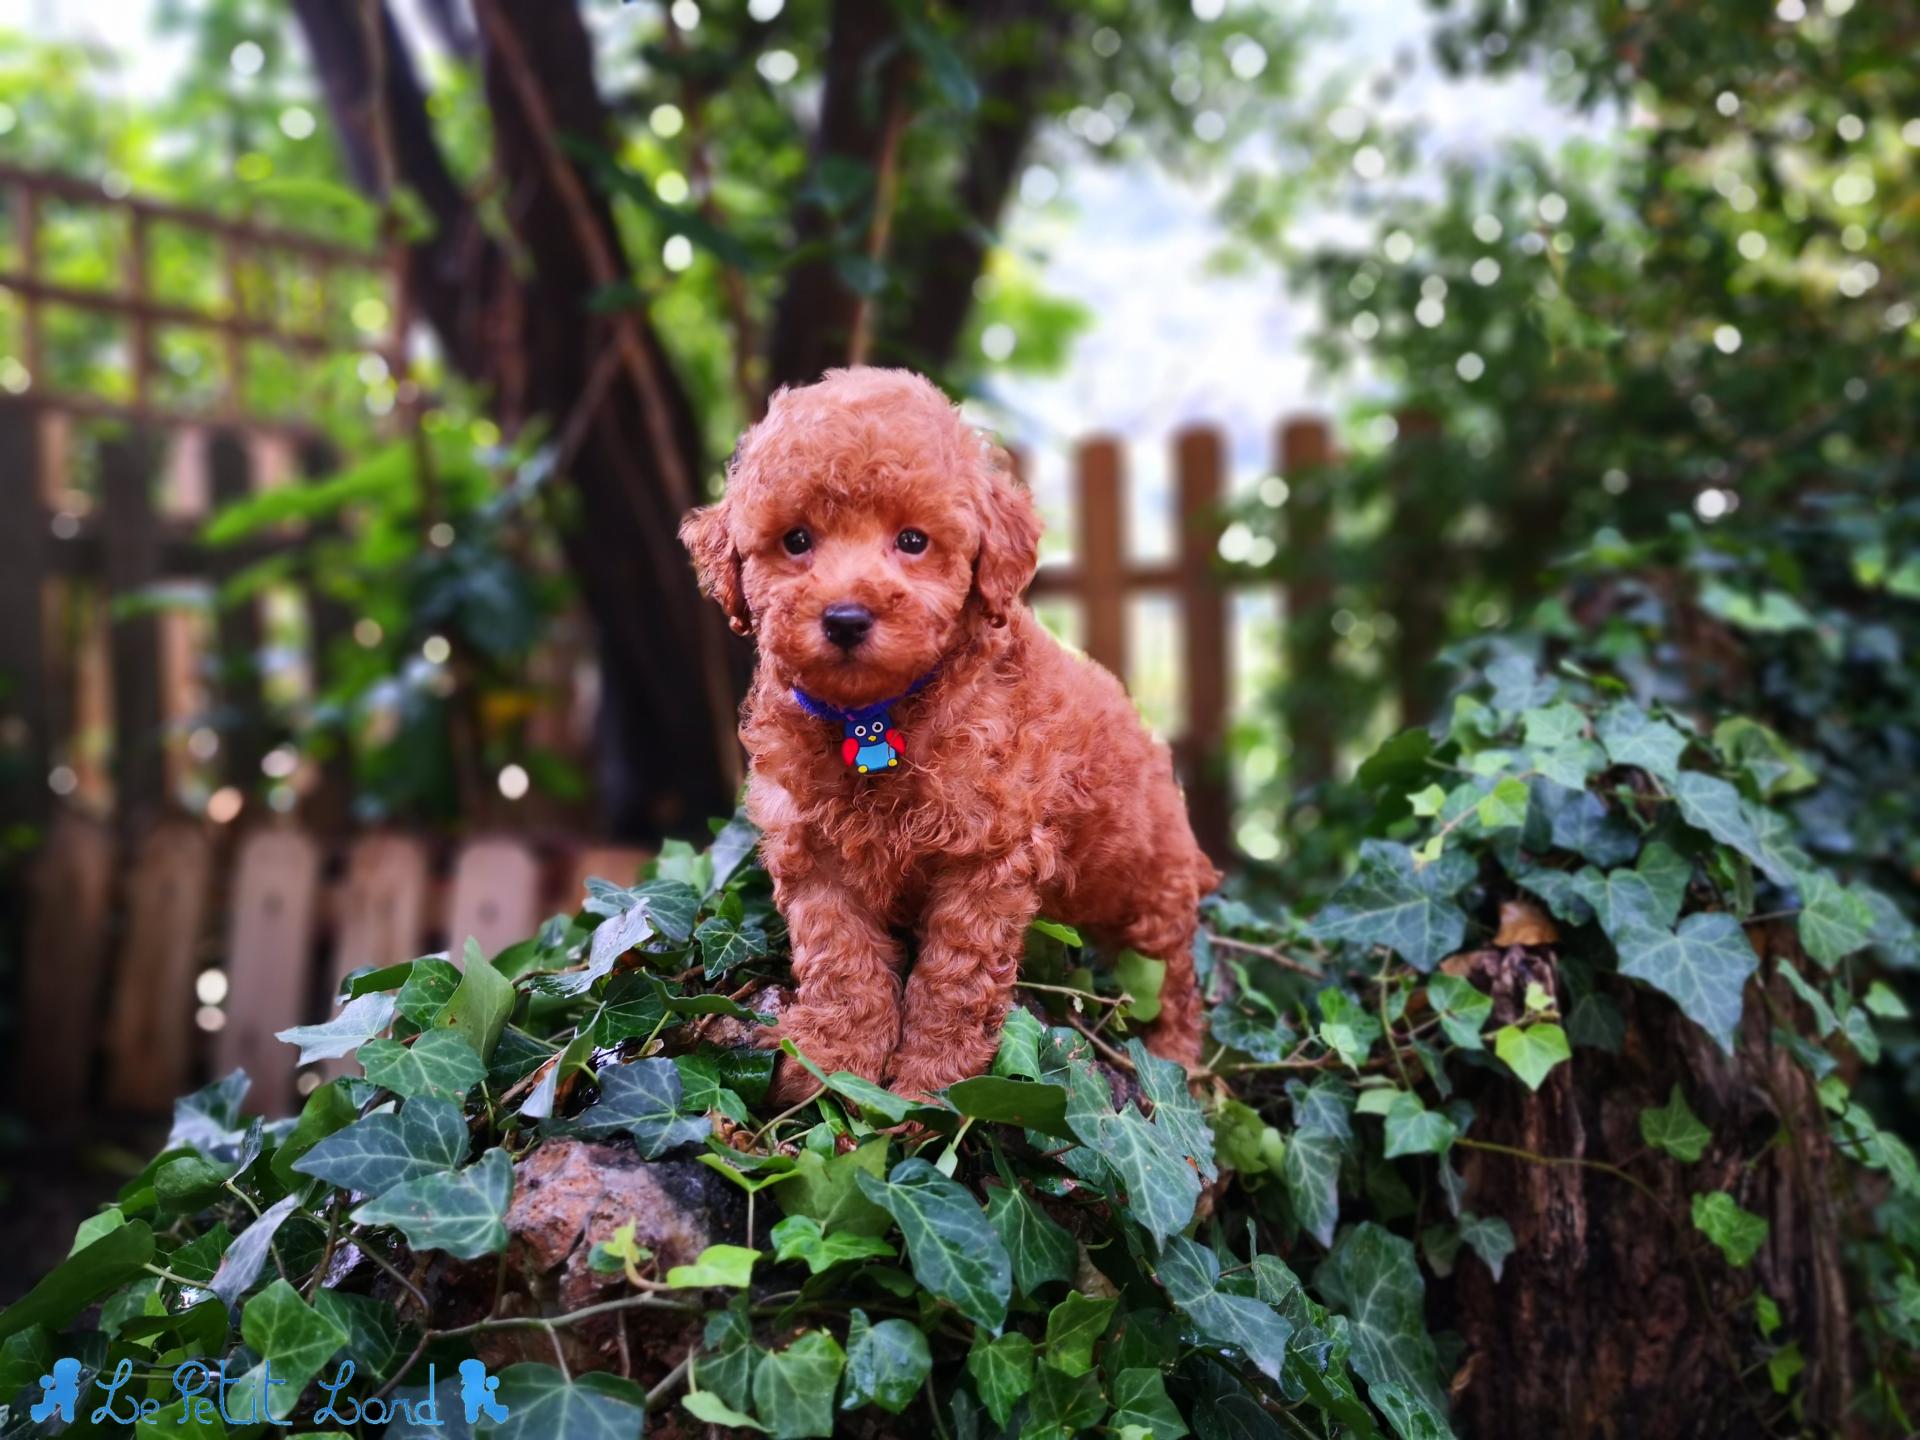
<box><xmin>20</xmin><ymin>815</ymin><xmax>651</xmax><ymax>1118</ymax></box>
<box><xmin>0</xmin><ymin>163</ymin><xmax>1363</xmax><ymax>1119</ymax></box>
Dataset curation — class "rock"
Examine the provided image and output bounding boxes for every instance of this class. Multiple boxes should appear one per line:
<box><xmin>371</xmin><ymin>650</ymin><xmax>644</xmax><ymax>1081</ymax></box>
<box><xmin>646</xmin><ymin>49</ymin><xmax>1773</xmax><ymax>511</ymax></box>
<box><xmin>405</xmin><ymin>1139</ymin><xmax>748</xmax><ymax>1380</ymax></box>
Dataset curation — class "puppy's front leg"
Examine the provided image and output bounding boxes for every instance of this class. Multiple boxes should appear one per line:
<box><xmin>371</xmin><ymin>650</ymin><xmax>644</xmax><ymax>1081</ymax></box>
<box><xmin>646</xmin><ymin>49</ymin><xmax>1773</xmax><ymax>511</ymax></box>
<box><xmin>887</xmin><ymin>863</ymin><xmax>1036</xmax><ymax>1099</ymax></box>
<box><xmin>769</xmin><ymin>870</ymin><xmax>904</xmax><ymax>1102</ymax></box>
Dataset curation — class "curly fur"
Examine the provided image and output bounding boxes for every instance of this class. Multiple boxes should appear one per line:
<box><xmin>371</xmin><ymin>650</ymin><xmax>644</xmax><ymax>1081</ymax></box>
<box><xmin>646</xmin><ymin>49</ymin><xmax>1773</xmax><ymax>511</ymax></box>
<box><xmin>682</xmin><ymin>367</ymin><xmax>1220</xmax><ymax>1099</ymax></box>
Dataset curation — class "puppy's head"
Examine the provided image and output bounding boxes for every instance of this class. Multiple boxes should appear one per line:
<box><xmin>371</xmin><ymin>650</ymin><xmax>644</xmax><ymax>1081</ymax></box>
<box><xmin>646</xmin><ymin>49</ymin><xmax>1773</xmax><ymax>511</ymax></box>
<box><xmin>681</xmin><ymin>368</ymin><xmax>1040</xmax><ymax>709</ymax></box>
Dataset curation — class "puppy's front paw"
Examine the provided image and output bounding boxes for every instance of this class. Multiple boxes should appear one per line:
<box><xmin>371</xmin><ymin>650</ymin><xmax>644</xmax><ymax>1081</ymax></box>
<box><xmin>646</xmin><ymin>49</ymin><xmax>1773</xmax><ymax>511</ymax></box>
<box><xmin>766</xmin><ymin>1051</ymin><xmax>827</xmax><ymax>1106</ymax></box>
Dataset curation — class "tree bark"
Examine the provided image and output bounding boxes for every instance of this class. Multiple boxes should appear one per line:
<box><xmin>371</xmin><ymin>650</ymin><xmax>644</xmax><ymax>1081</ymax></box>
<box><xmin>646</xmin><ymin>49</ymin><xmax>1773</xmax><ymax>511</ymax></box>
<box><xmin>1441</xmin><ymin>928</ymin><xmax>1853</xmax><ymax>1439</ymax></box>
<box><xmin>294</xmin><ymin>0</ymin><xmax>743</xmax><ymax>841</ymax></box>
<box><xmin>295</xmin><ymin>0</ymin><xmax>1063</xmax><ymax>838</ymax></box>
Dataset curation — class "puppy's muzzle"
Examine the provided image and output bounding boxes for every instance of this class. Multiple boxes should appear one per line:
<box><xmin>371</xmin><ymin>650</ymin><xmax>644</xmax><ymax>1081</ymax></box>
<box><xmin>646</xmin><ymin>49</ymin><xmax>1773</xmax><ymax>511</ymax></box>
<box><xmin>821</xmin><ymin>602</ymin><xmax>874</xmax><ymax>651</ymax></box>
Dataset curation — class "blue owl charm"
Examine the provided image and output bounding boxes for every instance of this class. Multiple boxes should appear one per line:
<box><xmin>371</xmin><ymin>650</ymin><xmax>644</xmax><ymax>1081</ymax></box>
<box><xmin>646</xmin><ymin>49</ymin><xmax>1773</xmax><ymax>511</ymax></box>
<box><xmin>792</xmin><ymin>670</ymin><xmax>938</xmax><ymax>778</ymax></box>
<box><xmin>842</xmin><ymin>714</ymin><xmax>903</xmax><ymax>773</ymax></box>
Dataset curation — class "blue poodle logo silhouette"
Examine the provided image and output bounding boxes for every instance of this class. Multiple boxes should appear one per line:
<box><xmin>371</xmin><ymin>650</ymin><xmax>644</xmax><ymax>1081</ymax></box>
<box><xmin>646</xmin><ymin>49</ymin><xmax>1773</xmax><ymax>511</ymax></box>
<box><xmin>31</xmin><ymin>1357</ymin><xmax>81</xmax><ymax>1424</ymax></box>
<box><xmin>458</xmin><ymin>1359</ymin><xmax>510</xmax><ymax>1425</ymax></box>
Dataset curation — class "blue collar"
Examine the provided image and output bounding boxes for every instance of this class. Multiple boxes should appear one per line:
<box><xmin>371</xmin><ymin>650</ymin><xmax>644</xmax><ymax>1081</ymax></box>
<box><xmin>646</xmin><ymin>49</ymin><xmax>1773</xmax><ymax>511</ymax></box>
<box><xmin>791</xmin><ymin>668</ymin><xmax>939</xmax><ymax>727</ymax></box>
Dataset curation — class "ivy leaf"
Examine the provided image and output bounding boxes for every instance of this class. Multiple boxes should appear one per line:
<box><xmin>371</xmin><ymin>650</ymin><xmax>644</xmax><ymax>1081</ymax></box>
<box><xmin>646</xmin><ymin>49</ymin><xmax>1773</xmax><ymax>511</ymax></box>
<box><xmin>1043</xmin><ymin>1291</ymin><xmax>1116</xmax><ymax>1377</ymax></box>
<box><xmin>780</xmin><ymin>1138</ymin><xmax>893</xmax><ymax>1237</ymax></box>
<box><xmin>359</xmin><ymin>1030</ymin><xmax>487</xmax><ymax>1101</ymax></box>
<box><xmin>770</xmin><ymin>1214</ymin><xmax>894</xmax><ymax>1275</ymax></box>
<box><xmin>168</xmin><ymin>1070</ymin><xmax>251</xmax><ymax>1154</ymax></box>
<box><xmin>1615</xmin><ymin>914</ymin><xmax>1758</xmax><ymax>1054</ymax></box>
<box><xmin>442</xmin><ymin>940</ymin><xmax>516</xmax><ymax>1060</ymax></box>
<box><xmin>0</xmin><ymin>1218</ymin><xmax>154</xmax><ymax>1341</ymax></box>
<box><xmin>856</xmin><ymin>1158</ymin><xmax>1012</xmax><ymax>1331</ymax></box>
<box><xmin>1487</xmin><ymin>655</ymin><xmax>1556</xmax><ymax>715</ymax></box>
<box><xmin>394</xmin><ymin>956</ymin><xmax>462</xmax><ymax>1028</ymax></box>
<box><xmin>573</xmin><ymin>1058</ymin><xmax>712</xmax><ymax>1157</ymax></box>
<box><xmin>1131</xmin><ymin>1039</ymin><xmax>1217</xmax><ymax>1180</ymax></box>
<box><xmin>1493</xmin><ymin>1023</ymin><xmax>1570</xmax><ymax>1091</ymax></box>
<box><xmin>633</xmin><ymin>879</ymin><xmax>701</xmax><ymax>945</ymax></box>
<box><xmin>1796</xmin><ymin>872</ymin><xmax>1874</xmax><ymax>967</ymax></box>
<box><xmin>1382</xmin><ymin>1093</ymin><xmax>1458</xmax><ymax>1158</ymax></box>
<box><xmin>983</xmin><ymin>1182</ymin><xmax>1076</xmax><ymax>1295</ymax></box>
<box><xmin>1533</xmin><ymin>779</ymin><xmax>1639</xmax><ymax>867</ymax></box>
<box><xmin>232</xmin><ymin>1278</ymin><xmax>347</xmax><ymax>1422</ymax></box>
<box><xmin>1289</xmin><ymin>1076</ymin><xmax>1357</xmax><ymax>1142</ymax></box>
<box><xmin>478</xmin><ymin>1365</ymin><xmax>650</xmax><ymax>1440</ymax></box>
<box><xmin>352</xmin><ymin>1147</ymin><xmax>514</xmax><ymax>1260</ymax></box>
<box><xmin>1573</xmin><ymin>841</ymin><xmax>1690</xmax><ymax>938</ymax></box>
<box><xmin>1071</xmin><ymin>1102</ymin><xmax>1203</xmax><ymax>1247</ymax></box>
<box><xmin>1690</xmin><ymin>1191</ymin><xmax>1768</xmax><ymax>1267</ymax></box>
<box><xmin>1282</xmin><ymin>1130</ymin><xmax>1343</xmax><ymax>1248</ymax></box>
<box><xmin>272</xmin><ymin>1079</ymin><xmax>362</xmax><ymax>1187</ymax></box>
<box><xmin>1596</xmin><ymin>702</ymin><xmax>1689</xmax><ymax>782</ymax></box>
<box><xmin>1318</xmin><ymin>989</ymin><xmax>1384</xmax><ymax>1068</ymax></box>
<box><xmin>841</xmin><ymin>1309</ymin><xmax>930</xmax><ymax>1416</ymax></box>
<box><xmin>751</xmin><ymin>1329</ymin><xmax>846</xmax><ymax>1440</ymax></box>
<box><xmin>1522</xmin><ymin>701</ymin><xmax>1585</xmax><ymax>752</ymax></box>
<box><xmin>1115</xmin><ymin>948</ymin><xmax>1168</xmax><ymax>1022</ymax></box>
<box><xmin>1158</xmin><ymin>1236</ymin><xmax>1292</xmax><ymax>1382</ymax></box>
<box><xmin>666</xmin><ymin>1243</ymin><xmax>759</xmax><ymax>1289</ymax></box>
<box><xmin>1028</xmin><ymin>1360</ymin><xmax>1108</xmax><ymax>1437</ymax></box>
<box><xmin>707</xmin><ymin>814</ymin><xmax>761</xmax><ymax>893</ymax></box>
<box><xmin>696</xmin><ymin>1299</ymin><xmax>762</xmax><ymax>1413</ymax></box>
<box><xmin>274</xmin><ymin>992</ymin><xmax>396</xmax><ymax>1065</ymax></box>
<box><xmin>1457</xmin><ymin>1213</ymin><xmax>1516</xmax><ymax>1281</ymax></box>
<box><xmin>1671</xmin><ymin>773</ymin><xmax>1793</xmax><ymax>884</ymax></box>
<box><xmin>293</xmin><ymin>1096</ymin><xmax>469</xmax><ymax>1197</ymax></box>
<box><xmin>207</xmin><ymin>1193</ymin><xmax>301</xmax><ymax>1306</ymax></box>
<box><xmin>1424</xmin><ymin>975</ymin><xmax>1491</xmax><ymax>1051</ymax></box>
<box><xmin>1315</xmin><ymin>1221</ymin><xmax>1450</xmax><ymax>1418</ymax></box>
<box><xmin>1475</xmin><ymin>775</ymin><xmax>1532</xmax><ymax>830</ymax></box>
<box><xmin>683</xmin><ymin>1390</ymin><xmax>767</xmax><ymax>1431</ymax></box>
<box><xmin>1209</xmin><ymin>1002</ymin><xmax>1292</xmax><ymax>1061</ymax></box>
<box><xmin>966</xmin><ymin>1332</ymin><xmax>1035</xmax><ymax>1429</ymax></box>
<box><xmin>944</xmin><ymin>1075</ymin><xmax>1074</xmax><ymax>1140</ymax></box>
<box><xmin>1640</xmin><ymin>1085</ymin><xmax>1712</xmax><ymax>1162</ymax></box>
<box><xmin>993</xmin><ymin>1005</ymin><xmax>1046</xmax><ymax>1079</ymax></box>
<box><xmin>1109</xmin><ymin>1368</ymin><xmax>1189</xmax><ymax>1439</ymax></box>
<box><xmin>696</xmin><ymin>913</ymin><xmax>771</xmax><ymax>980</ymax></box>
<box><xmin>313</xmin><ymin>1289</ymin><xmax>410</xmax><ymax>1383</ymax></box>
<box><xmin>1306</xmin><ymin>840</ymin><xmax>1475</xmax><ymax>971</ymax></box>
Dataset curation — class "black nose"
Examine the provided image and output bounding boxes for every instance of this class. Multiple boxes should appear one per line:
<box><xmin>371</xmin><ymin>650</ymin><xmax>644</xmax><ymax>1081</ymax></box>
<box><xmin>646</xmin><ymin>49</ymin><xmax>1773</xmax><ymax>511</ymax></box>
<box><xmin>821</xmin><ymin>602</ymin><xmax>874</xmax><ymax>650</ymax></box>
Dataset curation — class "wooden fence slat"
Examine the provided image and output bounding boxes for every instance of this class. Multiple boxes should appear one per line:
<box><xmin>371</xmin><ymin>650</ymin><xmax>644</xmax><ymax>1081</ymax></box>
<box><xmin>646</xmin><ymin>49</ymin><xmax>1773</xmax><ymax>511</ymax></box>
<box><xmin>103</xmin><ymin>818</ymin><xmax>210</xmax><ymax>1112</ymax></box>
<box><xmin>325</xmin><ymin>832</ymin><xmax>431</xmax><ymax>1078</ymax></box>
<box><xmin>1077</xmin><ymin>437</ymin><xmax>1126</xmax><ymax>678</ymax></box>
<box><xmin>215</xmin><ymin>826</ymin><xmax>321</xmax><ymax>1116</ymax></box>
<box><xmin>16</xmin><ymin>812</ymin><xmax>115</xmax><ymax>1115</ymax></box>
<box><xmin>331</xmin><ymin>832</ymin><xmax>431</xmax><ymax>985</ymax></box>
<box><xmin>100</xmin><ymin>429</ymin><xmax>166</xmax><ymax>825</ymax></box>
<box><xmin>446</xmin><ymin>837</ymin><xmax>542</xmax><ymax>965</ymax></box>
<box><xmin>1175</xmin><ymin>425</ymin><xmax>1230</xmax><ymax>861</ymax></box>
<box><xmin>0</xmin><ymin>399</ymin><xmax>49</xmax><ymax>829</ymax></box>
<box><xmin>1281</xmin><ymin>417</ymin><xmax>1336</xmax><ymax>788</ymax></box>
<box><xmin>207</xmin><ymin>428</ymin><xmax>267</xmax><ymax>789</ymax></box>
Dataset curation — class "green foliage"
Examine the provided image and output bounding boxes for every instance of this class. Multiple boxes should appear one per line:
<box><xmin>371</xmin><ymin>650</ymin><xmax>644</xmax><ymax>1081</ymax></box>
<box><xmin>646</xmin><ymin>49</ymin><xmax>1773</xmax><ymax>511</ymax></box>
<box><xmin>15</xmin><ymin>713</ymin><xmax>1906</xmax><ymax>1438</ymax></box>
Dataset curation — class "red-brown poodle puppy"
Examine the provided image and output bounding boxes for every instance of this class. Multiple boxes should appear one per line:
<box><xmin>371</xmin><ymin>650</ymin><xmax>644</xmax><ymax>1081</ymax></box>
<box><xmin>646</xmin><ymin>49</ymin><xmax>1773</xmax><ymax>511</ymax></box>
<box><xmin>682</xmin><ymin>367</ymin><xmax>1219</xmax><ymax>1101</ymax></box>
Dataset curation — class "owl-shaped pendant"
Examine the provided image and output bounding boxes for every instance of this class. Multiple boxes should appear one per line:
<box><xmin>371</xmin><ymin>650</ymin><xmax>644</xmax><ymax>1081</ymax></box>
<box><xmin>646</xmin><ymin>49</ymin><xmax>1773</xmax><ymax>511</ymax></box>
<box><xmin>842</xmin><ymin>715</ymin><xmax>904</xmax><ymax>774</ymax></box>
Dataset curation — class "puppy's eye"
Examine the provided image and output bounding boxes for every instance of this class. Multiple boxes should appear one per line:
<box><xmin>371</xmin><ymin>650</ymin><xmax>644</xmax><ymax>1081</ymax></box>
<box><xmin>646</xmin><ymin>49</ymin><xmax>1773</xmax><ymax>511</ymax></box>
<box><xmin>896</xmin><ymin>528</ymin><xmax>929</xmax><ymax>555</ymax></box>
<box><xmin>782</xmin><ymin>528</ymin><xmax>812</xmax><ymax>556</ymax></box>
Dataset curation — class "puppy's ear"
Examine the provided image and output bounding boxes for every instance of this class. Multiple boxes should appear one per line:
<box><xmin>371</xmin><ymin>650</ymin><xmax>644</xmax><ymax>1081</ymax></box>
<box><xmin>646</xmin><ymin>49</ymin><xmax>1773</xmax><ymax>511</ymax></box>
<box><xmin>680</xmin><ymin>501</ymin><xmax>751</xmax><ymax>634</ymax></box>
<box><xmin>971</xmin><ymin>451</ymin><xmax>1042</xmax><ymax>627</ymax></box>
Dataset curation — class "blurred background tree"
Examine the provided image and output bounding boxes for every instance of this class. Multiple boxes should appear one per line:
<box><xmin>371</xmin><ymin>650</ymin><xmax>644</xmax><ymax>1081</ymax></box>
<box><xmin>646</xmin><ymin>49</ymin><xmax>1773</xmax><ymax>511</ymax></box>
<box><xmin>1215</xmin><ymin>0</ymin><xmax>1919</xmax><ymax>905</ymax></box>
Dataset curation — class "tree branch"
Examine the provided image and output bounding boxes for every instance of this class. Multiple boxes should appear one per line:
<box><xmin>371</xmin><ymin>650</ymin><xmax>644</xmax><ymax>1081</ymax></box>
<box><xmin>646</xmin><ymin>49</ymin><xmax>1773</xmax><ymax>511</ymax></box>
<box><xmin>764</xmin><ymin>0</ymin><xmax>905</xmax><ymax>388</ymax></box>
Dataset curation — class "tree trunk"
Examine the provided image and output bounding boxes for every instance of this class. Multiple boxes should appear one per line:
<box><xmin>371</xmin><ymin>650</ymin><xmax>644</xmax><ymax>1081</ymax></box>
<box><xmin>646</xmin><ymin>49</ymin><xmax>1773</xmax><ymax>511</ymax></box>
<box><xmin>1442</xmin><ymin>927</ymin><xmax>1853</xmax><ymax>1439</ymax></box>
<box><xmin>294</xmin><ymin>0</ymin><xmax>743</xmax><ymax>842</ymax></box>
